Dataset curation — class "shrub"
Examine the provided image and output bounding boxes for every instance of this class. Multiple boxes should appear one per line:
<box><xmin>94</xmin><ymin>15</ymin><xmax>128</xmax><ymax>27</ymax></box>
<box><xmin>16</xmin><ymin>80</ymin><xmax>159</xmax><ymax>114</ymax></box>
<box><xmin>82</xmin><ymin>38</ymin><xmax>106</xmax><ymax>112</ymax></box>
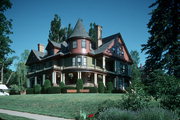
<box><xmin>61</xmin><ymin>86</ymin><xmax>76</xmax><ymax>93</ymax></box>
<box><xmin>47</xmin><ymin>87</ymin><xmax>61</xmax><ymax>94</ymax></box>
<box><xmin>119</xmin><ymin>92</ymin><xmax>151</xmax><ymax>111</ymax></box>
<box><xmin>42</xmin><ymin>79</ymin><xmax>51</xmax><ymax>93</ymax></box>
<box><xmin>59</xmin><ymin>82</ymin><xmax>65</xmax><ymax>88</ymax></box>
<box><xmin>98</xmin><ymin>81</ymin><xmax>105</xmax><ymax>93</ymax></box>
<box><xmin>136</xmin><ymin>107</ymin><xmax>179</xmax><ymax>120</ymax></box>
<box><xmin>106</xmin><ymin>82</ymin><xmax>113</xmax><ymax>93</ymax></box>
<box><xmin>84</xmin><ymin>87</ymin><xmax>98</xmax><ymax>93</ymax></box>
<box><xmin>9</xmin><ymin>84</ymin><xmax>21</xmax><ymax>95</ymax></box>
<box><xmin>26</xmin><ymin>88</ymin><xmax>34</xmax><ymax>94</ymax></box>
<box><xmin>76</xmin><ymin>79</ymin><xmax>83</xmax><ymax>93</ymax></box>
<box><xmin>34</xmin><ymin>84</ymin><xmax>41</xmax><ymax>94</ymax></box>
<box><xmin>97</xmin><ymin>108</ymin><xmax>136</xmax><ymax>120</ymax></box>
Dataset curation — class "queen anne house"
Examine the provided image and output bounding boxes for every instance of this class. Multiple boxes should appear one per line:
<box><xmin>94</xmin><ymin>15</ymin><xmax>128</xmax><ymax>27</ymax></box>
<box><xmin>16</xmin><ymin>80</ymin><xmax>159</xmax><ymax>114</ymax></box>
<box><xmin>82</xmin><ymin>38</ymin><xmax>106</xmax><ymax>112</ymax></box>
<box><xmin>26</xmin><ymin>19</ymin><xmax>133</xmax><ymax>90</ymax></box>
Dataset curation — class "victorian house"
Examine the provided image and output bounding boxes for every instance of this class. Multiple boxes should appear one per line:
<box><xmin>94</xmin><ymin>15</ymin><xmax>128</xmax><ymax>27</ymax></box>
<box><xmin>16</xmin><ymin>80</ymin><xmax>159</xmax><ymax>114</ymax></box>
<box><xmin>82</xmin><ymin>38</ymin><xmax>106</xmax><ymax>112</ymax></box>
<box><xmin>26</xmin><ymin>19</ymin><xmax>133</xmax><ymax>90</ymax></box>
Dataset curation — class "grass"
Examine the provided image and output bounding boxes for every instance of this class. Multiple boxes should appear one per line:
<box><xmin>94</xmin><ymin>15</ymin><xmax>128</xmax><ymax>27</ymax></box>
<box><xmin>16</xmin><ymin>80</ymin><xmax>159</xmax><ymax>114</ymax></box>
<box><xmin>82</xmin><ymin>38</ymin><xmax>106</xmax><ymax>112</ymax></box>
<box><xmin>0</xmin><ymin>113</ymin><xmax>32</xmax><ymax>120</ymax></box>
<box><xmin>0</xmin><ymin>94</ymin><xmax>123</xmax><ymax>119</ymax></box>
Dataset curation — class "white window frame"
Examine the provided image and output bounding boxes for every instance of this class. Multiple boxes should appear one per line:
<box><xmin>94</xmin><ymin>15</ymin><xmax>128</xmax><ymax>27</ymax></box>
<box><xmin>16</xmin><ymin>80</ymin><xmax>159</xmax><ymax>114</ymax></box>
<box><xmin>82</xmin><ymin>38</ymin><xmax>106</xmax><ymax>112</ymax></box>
<box><xmin>82</xmin><ymin>57</ymin><xmax>87</xmax><ymax>66</ymax></box>
<box><xmin>72</xmin><ymin>57</ymin><xmax>76</xmax><ymax>66</ymax></box>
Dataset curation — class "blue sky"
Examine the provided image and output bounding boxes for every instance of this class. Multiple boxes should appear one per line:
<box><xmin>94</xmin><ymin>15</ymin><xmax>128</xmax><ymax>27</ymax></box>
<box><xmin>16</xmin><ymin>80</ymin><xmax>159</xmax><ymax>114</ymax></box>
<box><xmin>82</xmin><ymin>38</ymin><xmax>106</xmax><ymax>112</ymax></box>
<box><xmin>5</xmin><ymin>0</ymin><xmax>153</xmax><ymax>70</ymax></box>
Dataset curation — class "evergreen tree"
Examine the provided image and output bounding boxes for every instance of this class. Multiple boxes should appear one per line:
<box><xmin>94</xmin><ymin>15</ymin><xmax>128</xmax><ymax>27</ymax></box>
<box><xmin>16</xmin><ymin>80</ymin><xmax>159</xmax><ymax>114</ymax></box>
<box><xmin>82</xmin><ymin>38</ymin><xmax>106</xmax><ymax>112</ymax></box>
<box><xmin>89</xmin><ymin>22</ymin><xmax>97</xmax><ymax>49</ymax></box>
<box><xmin>142</xmin><ymin>0</ymin><xmax>180</xmax><ymax>77</ymax></box>
<box><xmin>48</xmin><ymin>14</ymin><xmax>73</xmax><ymax>43</ymax></box>
<box><xmin>0</xmin><ymin>0</ymin><xmax>14</xmax><ymax>84</ymax></box>
<box><xmin>48</xmin><ymin>14</ymin><xmax>64</xmax><ymax>43</ymax></box>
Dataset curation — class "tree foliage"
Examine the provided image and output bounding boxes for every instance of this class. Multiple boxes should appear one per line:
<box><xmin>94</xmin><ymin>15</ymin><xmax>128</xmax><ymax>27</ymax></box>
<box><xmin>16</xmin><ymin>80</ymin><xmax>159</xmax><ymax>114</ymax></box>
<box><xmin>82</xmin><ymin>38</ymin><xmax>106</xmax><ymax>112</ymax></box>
<box><xmin>141</xmin><ymin>0</ymin><xmax>180</xmax><ymax>77</ymax></box>
<box><xmin>0</xmin><ymin>0</ymin><xmax>15</xmax><ymax>84</ymax></box>
<box><xmin>76</xmin><ymin>79</ymin><xmax>83</xmax><ymax>93</ymax></box>
<box><xmin>89</xmin><ymin>22</ymin><xmax>97</xmax><ymax>49</ymax></box>
<box><xmin>48</xmin><ymin>14</ymin><xmax>73</xmax><ymax>43</ymax></box>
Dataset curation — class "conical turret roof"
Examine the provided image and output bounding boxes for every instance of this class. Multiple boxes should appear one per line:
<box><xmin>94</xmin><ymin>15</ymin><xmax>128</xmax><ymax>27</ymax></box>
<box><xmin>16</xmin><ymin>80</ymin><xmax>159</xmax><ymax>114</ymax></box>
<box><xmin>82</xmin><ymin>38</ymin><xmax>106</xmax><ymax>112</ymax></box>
<box><xmin>68</xmin><ymin>19</ymin><xmax>91</xmax><ymax>40</ymax></box>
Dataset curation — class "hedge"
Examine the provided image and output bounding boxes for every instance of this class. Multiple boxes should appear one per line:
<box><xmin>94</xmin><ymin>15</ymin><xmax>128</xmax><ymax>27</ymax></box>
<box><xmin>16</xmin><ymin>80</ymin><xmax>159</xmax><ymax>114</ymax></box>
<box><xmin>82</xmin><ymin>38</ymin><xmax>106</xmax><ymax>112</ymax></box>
<box><xmin>61</xmin><ymin>86</ymin><xmax>76</xmax><ymax>93</ymax></box>
<box><xmin>47</xmin><ymin>87</ymin><xmax>61</xmax><ymax>94</ymax></box>
<box><xmin>26</xmin><ymin>88</ymin><xmax>34</xmax><ymax>94</ymax></box>
<box><xmin>84</xmin><ymin>87</ymin><xmax>98</xmax><ymax>93</ymax></box>
<box><xmin>34</xmin><ymin>84</ymin><xmax>41</xmax><ymax>94</ymax></box>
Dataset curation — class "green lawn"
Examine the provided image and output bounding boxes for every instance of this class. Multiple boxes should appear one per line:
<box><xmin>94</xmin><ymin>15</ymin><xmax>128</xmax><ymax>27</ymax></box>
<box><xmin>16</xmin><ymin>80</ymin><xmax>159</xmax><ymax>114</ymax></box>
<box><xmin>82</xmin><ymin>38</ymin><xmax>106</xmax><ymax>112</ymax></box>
<box><xmin>0</xmin><ymin>94</ymin><xmax>123</xmax><ymax>119</ymax></box>
<box><xmin>0</xmin><ymin>113</ymin><xmax>32</xmax><ymax>120</ymax></box>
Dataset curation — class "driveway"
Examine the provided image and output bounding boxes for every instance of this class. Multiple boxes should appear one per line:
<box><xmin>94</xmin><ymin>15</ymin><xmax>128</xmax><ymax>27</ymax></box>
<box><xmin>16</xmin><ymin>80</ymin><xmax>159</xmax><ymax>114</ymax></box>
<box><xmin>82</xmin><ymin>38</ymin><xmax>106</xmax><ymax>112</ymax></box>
<box><xmin>0</xmin><ymin>109</ymin><xmax>74</xmax><ymax>120</ymax></box>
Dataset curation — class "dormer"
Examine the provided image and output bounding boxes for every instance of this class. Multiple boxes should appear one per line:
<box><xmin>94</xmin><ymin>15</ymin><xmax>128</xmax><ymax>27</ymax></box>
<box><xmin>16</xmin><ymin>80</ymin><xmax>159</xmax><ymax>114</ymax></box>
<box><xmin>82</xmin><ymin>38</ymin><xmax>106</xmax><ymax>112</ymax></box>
<box><xmin>45</xmin><ymin>40</ymin><xmax>60</xmax><ymax>55</ymax></box>
<box><xmin>67</xmin><ymin>19</ymin><xmax>91</xmax><ymax>55</ymax></box>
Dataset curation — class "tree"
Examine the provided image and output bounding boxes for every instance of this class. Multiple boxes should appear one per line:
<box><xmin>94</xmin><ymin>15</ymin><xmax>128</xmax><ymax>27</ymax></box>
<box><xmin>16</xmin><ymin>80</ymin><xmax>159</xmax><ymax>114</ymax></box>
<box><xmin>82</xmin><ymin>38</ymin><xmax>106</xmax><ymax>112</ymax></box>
<box><xmin>89</xmin><ymin>22</ymin><xmax>97</xmax><ymax>49</ymax></box>
<box><xmin>142</xmin><ymin>0</ymin><xmax>180</xmax><ymax>77</ymax></box>
<box><xmin>129</xmin><ymin>50</ymin><xmax>142</xmax><ymax>92</ymax></box>
<box><xmin>0</xmin><ymin>0</ymin><xmax>14</xmax><ymax>84</ymax></box>
<box><xmin>48</xmin><ymin>14</ymin><xmax>73</xmax><ymax>43</ymax></box>
<box><xmin>12</xmin><ymin>50</ymin><xmax>30</xmax><ymax>87</ymax></box>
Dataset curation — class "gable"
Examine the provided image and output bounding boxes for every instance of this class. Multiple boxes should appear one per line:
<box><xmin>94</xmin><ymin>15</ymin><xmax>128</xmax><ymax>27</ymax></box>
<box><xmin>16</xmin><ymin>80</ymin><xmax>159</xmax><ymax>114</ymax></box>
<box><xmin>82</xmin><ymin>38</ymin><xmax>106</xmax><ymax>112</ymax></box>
<box><xmin>103</xmin><ymin>35</ymin><xmax>133</xmax><ymax>63</ymax></box>
<box><xmin>26</xmin><ymin>50</ymin><xmax>40</xmax><ymax>65</ymax></box>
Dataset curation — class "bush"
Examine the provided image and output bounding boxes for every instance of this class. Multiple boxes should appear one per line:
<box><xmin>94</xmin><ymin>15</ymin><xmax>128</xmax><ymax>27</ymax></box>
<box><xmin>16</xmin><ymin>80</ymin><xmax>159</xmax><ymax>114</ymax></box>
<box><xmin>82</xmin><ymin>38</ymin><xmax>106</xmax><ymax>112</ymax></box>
<box><xmin>9</xmin><ymin>84</ymin><xmax>21</xmax><ymax>95</ymax></box>
<box><xmin>84</xmin><ymin>87</ymin><xmax>98</xmax><ymax>93</ymax></box>
<box><xmin>47</xmin><ymin>87</ymin><xmax>61</xmax><ymax>94</ymax></box>
<box><xmin>97</xmin><ymin>108</ymin><xmax>136</xmax><ymax>120</ymax></box>
<box><xmin>59</xmin><ymin>82</ymin><xmax>65</xmax><ymax>88</ymax></box>
<box><xmin>119</xmin><ymin>92</ymin><xmax>151</xmax><ymax>111</ymax></box>
<box><xmin>112</xmin><ymin>89</ymin><xmax>126</xmax><ymax>93</ymax></box>
<box><xmin>26</xmin><ymin>88</ymin><xmax>34</xmax><ymax>94</ymax></box>
<box><xmin>42</xmin><ymin>79</ymin><xmax>51</xmax><ymax>93</ymax></box>
<box><xmin>34</xmin><ymin>84</ymin><xmax>41</xmax><ymax>94</ymax></box>
<box><xmin>76</xmin><ymin>79</ymin><xmax>83</xmax><ymax>93</ymax></box>
<box><xmin>98</xmin><ymin>81</ymin><xmax>105</xmax><ymax>93</ymax></box>
<box><xmin>137</xmin><ymin>107</ymin><xmax>179</xmax><ymax>120</ymax></box>
<box><xmin>61</xmin><ymin>86</ymin><xmax>76</xmax><ymax>93</ymax></box>
<box><xmin>106</xmin><ymin>82</ymin><xmax>113</xmax><ymax>93</ymax></box>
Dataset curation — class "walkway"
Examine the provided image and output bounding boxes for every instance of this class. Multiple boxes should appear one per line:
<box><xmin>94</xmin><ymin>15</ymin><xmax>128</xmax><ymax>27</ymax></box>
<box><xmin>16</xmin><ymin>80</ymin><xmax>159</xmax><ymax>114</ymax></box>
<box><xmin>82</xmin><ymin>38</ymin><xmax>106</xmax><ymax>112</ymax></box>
<box><xmin>0</xmin><ymin>109</ymin><xmax>74</xmax><ymax>120</ymax></box>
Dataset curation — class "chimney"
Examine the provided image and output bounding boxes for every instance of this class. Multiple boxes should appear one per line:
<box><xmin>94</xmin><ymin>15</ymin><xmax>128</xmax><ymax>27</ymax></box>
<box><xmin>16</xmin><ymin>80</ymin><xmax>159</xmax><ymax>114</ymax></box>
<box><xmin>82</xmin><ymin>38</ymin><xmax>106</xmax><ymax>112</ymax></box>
<box><xmin>38</xmin><ymin>44</ymin><xmax>44</xmax><ymax>52</ymax></box>
<box><xmin>95</xmin><ymin>25</ymin><xmax>102</xmax><ymax>48</ymax></box>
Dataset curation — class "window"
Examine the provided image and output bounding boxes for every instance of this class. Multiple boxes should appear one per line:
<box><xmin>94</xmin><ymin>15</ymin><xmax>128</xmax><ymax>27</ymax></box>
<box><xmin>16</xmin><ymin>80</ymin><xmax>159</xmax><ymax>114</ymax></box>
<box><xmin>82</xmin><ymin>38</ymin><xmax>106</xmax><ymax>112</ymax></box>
<box><xmin>72</xmin><ymin>58</ymin><xmax>76</xmax><ymax>66</ymax></box>
<box><xmin>82</xmin><ymin>40</ymin><xmax>86</xmax><ymax>48</ymax></box>
<box><xmin>77</xmin><ymin>57</ymin><xmax>81</xmax><ymax>65</ymax></box>
<box><xmin>72</xmin><ymin>41</ymin><xmax>77</xmax><ymax>48</ymax></box>
<box><xmin>82</xmin><ymin>57</ymin><xmax>87</xmax><ymax>66</ymax></box>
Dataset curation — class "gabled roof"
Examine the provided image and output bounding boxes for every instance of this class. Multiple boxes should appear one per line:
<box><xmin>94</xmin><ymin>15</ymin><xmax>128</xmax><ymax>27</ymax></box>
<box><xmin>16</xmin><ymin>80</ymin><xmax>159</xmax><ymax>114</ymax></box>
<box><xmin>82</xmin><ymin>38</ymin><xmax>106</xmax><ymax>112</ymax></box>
<box><xmin>92</xmin><ymin>33</ymin><xmax>133</xmax><ymax>63</ymax></box>
<box><xmin>46</xmin><ymin>40</ymin><xmax>68</xmax><ymax>50</ymax></box>
<box><xmin>68</xmin><ymin>19</ymin><xmax>91</xmax><ymax>40</ymax></box>
<box><xmin>26</xmin><ymin>50</ymin><xmax>45</xmax><ymax>65</ymax></box>
<box><xmin>93</xmin><ymin>39</ymin><xmax>114</xmax><ymax>54</ymax></box>
<box><xmin>102</xmin><ymin>33</ymin><xmax>120</xmax><ymax>44</ymax></box>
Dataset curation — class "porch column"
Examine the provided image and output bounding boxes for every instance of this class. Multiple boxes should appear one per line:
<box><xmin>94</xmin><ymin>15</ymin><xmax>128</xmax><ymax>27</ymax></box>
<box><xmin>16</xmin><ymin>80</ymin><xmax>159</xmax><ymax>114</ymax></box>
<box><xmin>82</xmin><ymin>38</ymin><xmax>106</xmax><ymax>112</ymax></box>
<box><xmin>27</xmin><ymin>79</ymin><xmax>30</xmax><ymax>88</ymax></box>
<box><xmin>60</xmin><ymin>72</ymin><xmax>63</xmax><ymax>82</ymax></box>
<box><xmin>52</xmin><ymin>71</ymin><xmax>57</xmax><ymax>86</ymax></box>
<box><xmin>122</xmin><ymin>78</ymin><xmax>125</xmax><ymax>90</ymax></box>
<box><xmin>94</xmin><ymin>58</ymin><xmax>96</xmax><ymax>69</ymax></box>
<box><xmin>62</xmin><ymin>73</ymin><xmax>65</xmax><ymax>84</ymax></box>
<box><xmin>94</xmin><ymin>73</ymin><xmax>97</xmax><ymax>86</ymax></box>
<box><xmin>102</xmin><ymin>56</ymin><xmax>106</xmax><ymax>70</ymax></box>
<box><xmin>103</xmin><ymin>74</ymin><xmax>106</xmax><ymax>86</ymax></box>
<box><xmin>43</xmin><ymin>74</ymin><xmax>45</xmax><ymax>85</ymax></box>
<box><xmin>114</xmin><ymin>77</ymin><xmax>117</xmax><ymax>88</ymax></box>
<box><xmin>114</xmin><ymin>60</ymin><xmax>117</xmax><ymax>72</ymax></box>
<box><xmin>34</xmin><ymin>76</ymin><xmax>37</xmax><ymax>85</ymax></box>
<box><xmin>78</xmin><ymin>72</ymin><xmax>82</xmax><ymax>79</ymax></box>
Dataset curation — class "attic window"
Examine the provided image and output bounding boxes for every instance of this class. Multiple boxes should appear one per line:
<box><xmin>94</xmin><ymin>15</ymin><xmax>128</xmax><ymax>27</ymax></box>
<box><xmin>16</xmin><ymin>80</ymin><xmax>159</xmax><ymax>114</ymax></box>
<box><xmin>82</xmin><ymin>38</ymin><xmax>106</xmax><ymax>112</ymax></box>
<box><xmin>72</xmin><ymin>41</ymin><xmax>77</xmax><ymax>48</ymax></box>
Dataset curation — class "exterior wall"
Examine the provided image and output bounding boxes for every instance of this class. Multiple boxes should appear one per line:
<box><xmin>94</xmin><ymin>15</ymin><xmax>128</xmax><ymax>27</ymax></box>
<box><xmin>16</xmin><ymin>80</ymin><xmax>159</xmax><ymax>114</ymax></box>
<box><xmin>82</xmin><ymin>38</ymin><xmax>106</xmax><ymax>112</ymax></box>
<box><xmin>64</xmin><ymin>57</ymin><xmax>72</xmax><ymax>67</ymax></box>
<box><xmin>70</xmin><ymin>39</ymin><xmax>91</xmax><ymax>54</ymax></box>
<box><xmin>53</xmin><ymin>48</ymin><xmax>60</xmax><ymax>54</ymax></box>
<box><xmin>87</xmin><ymin>56</ymin><xmax>94</xmax><ymax>67</ymax></box>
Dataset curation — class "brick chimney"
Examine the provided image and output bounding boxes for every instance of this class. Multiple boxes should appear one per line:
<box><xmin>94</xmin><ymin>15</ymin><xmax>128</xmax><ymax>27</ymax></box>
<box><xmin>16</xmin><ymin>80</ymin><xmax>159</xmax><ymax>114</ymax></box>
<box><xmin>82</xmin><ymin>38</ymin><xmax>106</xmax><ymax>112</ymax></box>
<box><xmin>38</xmin><ymin>44</ymin><xmax>44</xmax><ymax>52</ymax></box>
<box><xmin>95</xmin><ymin>25</ymin><xmax>102</xmax><ymax>48</ymax></box>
